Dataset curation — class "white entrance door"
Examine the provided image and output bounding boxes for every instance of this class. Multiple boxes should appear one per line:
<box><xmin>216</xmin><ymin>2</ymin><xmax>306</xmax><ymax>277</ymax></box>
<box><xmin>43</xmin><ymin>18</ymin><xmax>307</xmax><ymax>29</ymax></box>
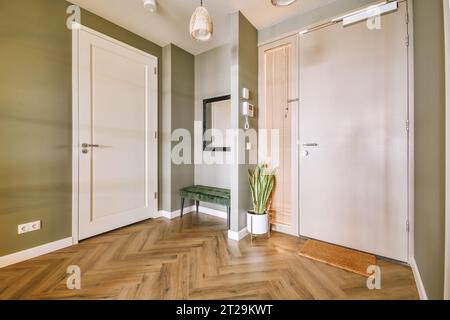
<box><xmin>77</xmin><ymin>28</ymin><xmax>158</xmax><ymax>240</ymax></box>
<box><xmin>299</xmin><ymin>3</ymin><xmax>409</xmax><ymax>261</ymax></box>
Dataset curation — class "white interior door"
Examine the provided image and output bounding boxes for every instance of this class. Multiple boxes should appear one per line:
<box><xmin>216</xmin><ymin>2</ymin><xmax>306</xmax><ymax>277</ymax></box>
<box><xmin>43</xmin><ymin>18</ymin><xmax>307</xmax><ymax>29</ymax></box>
<box><xmin>78</xmin><ymin>28</ymin><xmax>158</xmax><ymax>240</ymax></box>
<box><xmin>299</xmin><ymin>3</ymin><xmax>409</xmax><ymax>261</ymax></box>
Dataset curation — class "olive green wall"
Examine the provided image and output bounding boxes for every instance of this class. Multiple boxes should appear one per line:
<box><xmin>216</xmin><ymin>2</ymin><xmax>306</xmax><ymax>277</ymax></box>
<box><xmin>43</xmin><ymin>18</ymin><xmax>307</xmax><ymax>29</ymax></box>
<box><xmin>162</xmin><ymin>45</ymin><xmax>173</xmax><ymax>213</ymax></box>
<box><xmin>161</xmin><ymin>44</ymin><xmax>195</xmax><ymax>213</ymax></box>
<box><xmin>0</xmin><ymin>0</ymin><xmax>162</xmax><ymax>257</ymax></box>
<box><xmin>0</xmin><ymin>0</ymin><xmax>72</xmax><ymax>257</ymax></box>
<box><xmin>230</xmin><ymin>12</ymin><xmax>259</xmax><ymax>231</ymax></box>
<box><xmin>413</xmin><ymin>0</ymin><xmax>446</xmax><ymax>300</ymax></box>
<box><xmin>170</xmin><ymin>45</ymin><xmax>195</xmax><ymax>211</ymax></box>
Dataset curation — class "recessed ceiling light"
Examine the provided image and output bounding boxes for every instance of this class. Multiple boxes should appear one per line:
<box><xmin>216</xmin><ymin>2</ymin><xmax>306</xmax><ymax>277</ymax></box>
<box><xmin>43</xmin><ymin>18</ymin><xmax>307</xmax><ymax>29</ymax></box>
<box><xmin>271</xmin><ymin>0</ymin><xmax>297</xmax><ymax>6</ymax></box>
<box><xmin>143</xmin><ymin>0</ymin><xmax>157</xmax><ymax>13</ymax></box>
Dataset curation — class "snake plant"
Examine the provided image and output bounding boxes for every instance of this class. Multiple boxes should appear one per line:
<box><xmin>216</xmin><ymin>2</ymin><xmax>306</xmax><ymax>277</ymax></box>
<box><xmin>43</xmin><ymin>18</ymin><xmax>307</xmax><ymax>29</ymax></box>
<box><xmin>248</xmin><ymin>164</ymin><xmax>276</xmax><ymax>215</ymax></box>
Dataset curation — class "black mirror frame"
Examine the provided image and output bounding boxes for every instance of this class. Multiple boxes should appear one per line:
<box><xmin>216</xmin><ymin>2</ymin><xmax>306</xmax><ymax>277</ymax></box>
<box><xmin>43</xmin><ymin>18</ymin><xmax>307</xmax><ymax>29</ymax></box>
<box><xmin>203</xmin><ymin>95</ymin><xmax>231</xmax><ymax>152</ymax></box>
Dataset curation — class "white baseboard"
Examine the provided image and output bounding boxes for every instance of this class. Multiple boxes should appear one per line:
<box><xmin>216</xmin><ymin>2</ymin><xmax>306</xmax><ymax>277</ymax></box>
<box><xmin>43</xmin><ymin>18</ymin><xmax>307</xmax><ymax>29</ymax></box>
<box><xmin>411</xmin><ymin>258</ymin><xmax>428</xmax><ymax>300</ymax></box>
<box><xmin>157</xmin><ymin>210</ymin><xmax>174</xmax><ymax>219</ymax></box>
<box><xmin>0</xmin><ymin>237</ymin><xmax>73</xmax><ymax>269</ymax></box>
<box><xmin>228</xmin><ymin>228</ymin><xmax>249</xmax><ymax>241</ymax></box>
<box><xmin>157</xmin><ymin>206</ymin><xmax>196</xmax><ymax>219</ymax></box>
<box><xmin>271</xmin><ymin>223</ymin><xmax>297</xmax><ymax>236</ymax></box>
<box><xmin>198</xmin><ymin>206</ymin><xmax>227</xmax><ymax>219</ymax></box>
<box><xmin>157</xmin><ymin>206</ymin><xmax>228</xmax><ymax>220</ymax></box>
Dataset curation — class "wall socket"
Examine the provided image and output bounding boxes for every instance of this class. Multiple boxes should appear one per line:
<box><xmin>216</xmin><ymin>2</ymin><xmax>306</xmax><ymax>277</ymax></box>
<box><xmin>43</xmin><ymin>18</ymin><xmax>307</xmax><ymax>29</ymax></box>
<box><xmin>18</xmin><ymin>220</ymin><xmax>41</xmax><ymax>234</ymax></box>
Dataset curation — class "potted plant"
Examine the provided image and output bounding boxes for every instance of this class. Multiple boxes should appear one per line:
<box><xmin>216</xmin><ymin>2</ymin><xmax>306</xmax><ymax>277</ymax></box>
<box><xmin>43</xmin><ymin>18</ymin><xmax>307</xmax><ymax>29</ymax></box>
<box><xmin>247</xmin><ymin>164</ymin><xmax>276</xmax><ymax>235</ymax></box>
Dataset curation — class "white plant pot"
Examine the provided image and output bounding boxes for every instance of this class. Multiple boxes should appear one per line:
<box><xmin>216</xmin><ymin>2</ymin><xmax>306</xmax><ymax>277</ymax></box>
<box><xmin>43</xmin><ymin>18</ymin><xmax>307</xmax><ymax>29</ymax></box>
<box><xmin>247</xmin><ymin>212</ymin><xmax>269</xmax><ymax>235</ymax></box>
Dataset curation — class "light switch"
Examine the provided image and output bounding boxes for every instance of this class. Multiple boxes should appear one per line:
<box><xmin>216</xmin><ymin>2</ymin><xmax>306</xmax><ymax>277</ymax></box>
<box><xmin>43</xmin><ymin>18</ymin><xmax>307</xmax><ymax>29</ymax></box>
<box><xmin>242</xmin><ymin>88</ymin><xmax>250</xmax><ymax>100</ymax></box>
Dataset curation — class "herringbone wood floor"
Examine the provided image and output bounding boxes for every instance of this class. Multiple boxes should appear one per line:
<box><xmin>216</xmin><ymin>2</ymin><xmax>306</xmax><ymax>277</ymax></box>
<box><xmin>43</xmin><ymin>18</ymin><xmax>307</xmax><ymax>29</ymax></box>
<box><xmin>0</xmin><ymin>212</ymin><xmax>419</xmax><ymax>300</ymax></box>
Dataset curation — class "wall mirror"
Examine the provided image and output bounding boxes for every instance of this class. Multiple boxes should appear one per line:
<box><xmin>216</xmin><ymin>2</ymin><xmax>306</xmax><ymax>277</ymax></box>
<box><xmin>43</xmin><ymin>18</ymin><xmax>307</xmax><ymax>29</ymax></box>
<box><xmin>203</xmin><ymin>95</ymin><xmax>231</xmax><ymax>152</ymax></box>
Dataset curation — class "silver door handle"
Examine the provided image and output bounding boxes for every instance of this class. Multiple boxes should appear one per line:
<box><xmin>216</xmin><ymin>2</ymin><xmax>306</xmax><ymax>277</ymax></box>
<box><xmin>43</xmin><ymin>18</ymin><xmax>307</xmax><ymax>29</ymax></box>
<box><xmin>82</xmin><ymin>143</ymin><xmax>100</xmax><ymax>148</ymax></box>
<box><xmin>302</xmin><ymin>143</ymin><xmax>318</xmax><ymax>147</ymax></box>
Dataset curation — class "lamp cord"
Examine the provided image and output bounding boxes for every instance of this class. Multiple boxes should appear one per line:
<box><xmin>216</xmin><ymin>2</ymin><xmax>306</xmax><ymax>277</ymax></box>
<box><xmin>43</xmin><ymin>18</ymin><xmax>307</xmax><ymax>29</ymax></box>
<box><xmin>244</xmin><ymin>116</ymin><xmax>250</xmax><ymax>130</ymax></box>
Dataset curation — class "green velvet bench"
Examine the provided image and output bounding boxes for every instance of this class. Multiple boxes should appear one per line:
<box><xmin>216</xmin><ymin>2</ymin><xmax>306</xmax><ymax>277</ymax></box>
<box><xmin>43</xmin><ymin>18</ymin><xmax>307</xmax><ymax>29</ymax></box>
<box><xmin>179</xmin><ymin>185</ymin><xmax>231</xmax><ymax>229</ymax></box>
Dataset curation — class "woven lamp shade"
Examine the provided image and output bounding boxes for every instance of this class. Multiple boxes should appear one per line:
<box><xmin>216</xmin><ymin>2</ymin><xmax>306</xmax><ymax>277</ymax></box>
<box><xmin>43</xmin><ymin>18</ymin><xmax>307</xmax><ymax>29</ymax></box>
<box><xmin>271</xmin><ymin>0</ymin><xmax>297</xmax><ymax>6</ymax></box>
<box><xmin>190</xmin><ymin>6</ymin><xmax>213</xmax><ymax>41</ymax></box>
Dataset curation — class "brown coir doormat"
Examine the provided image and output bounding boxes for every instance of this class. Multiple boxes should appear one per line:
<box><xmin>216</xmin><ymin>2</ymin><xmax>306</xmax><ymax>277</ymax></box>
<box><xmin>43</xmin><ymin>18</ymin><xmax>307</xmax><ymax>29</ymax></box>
<box><xmin>299</xmin><ymin>240</ymin><xmax>377</xmax><ymax>277</ymax></box>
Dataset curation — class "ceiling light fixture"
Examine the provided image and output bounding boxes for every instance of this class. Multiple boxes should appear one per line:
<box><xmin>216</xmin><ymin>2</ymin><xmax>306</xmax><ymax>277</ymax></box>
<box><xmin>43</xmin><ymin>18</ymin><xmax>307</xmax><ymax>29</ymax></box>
<box><xmin>190</xmin><ymin>0</ymin><xmax>213</xmax><ymax>42</ymax></box>
<box><xmin>271</xmin><ymin>0</ymin><xmax>297</xmax><ymax>7</ymax></box>
<box><xmin>143</xmin><ymin>0</ymin><xmax>157</xmax><ymax>13</ymax></box>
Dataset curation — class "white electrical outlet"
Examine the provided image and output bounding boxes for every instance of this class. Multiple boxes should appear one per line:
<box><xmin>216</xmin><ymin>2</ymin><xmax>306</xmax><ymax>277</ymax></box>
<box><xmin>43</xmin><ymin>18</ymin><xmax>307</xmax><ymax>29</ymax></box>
<box><xmin>18</xmin><ymin>221</ymin><xmax>41</xmax><ymax>234</ymax></box>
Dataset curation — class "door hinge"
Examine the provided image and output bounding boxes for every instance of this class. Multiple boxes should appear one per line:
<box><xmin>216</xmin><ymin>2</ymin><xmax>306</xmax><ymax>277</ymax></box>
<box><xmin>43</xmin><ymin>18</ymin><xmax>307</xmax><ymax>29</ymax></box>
<box><xmin>406</xmin><ymin>11</ymin><xmax>409</xmax><ymax>25</ymax></box>
<box><xmin>406</xmin><ymin>120</ymin><xmax>410</xmax><ymax>132</ymax></box>
<box><xmin>155</xmin><ymin>131</ymin><xmax>158</xmax><ymax>139</ymax></box>
<box><xmin>405</xmin><ymin>35</ymin><xmax>410</xmax><ymax>47</ymax></box>
<box><xmin>154</xmin><ymin>192</ymin><xmax>158</xmax><ymax>199</ymax></box>
<box><xmin>154</xmin><ymin>67</ymin><xmax>157</xmax><ymax>75</ymax></box>
<box><xmin>406</xmin><ymin>220</ymin><xmax>410</xmax><ymax>233</ymax></box>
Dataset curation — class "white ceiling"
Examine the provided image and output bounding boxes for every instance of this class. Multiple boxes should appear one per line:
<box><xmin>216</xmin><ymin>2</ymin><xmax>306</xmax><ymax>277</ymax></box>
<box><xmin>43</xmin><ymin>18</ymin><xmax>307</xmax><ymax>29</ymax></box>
<box><xmin>70</xmin><ymin>0</ymin><xmax>336</xmax><ymax>55</ymax></box>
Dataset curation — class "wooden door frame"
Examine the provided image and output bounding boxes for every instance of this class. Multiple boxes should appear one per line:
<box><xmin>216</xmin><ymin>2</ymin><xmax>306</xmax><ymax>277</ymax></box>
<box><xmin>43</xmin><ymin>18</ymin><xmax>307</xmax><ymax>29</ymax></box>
<box><xmin>444</xmin><ymin>0</ymin><xmax>450</xmax><ymax>301</ymax></box>
<box><xmin>71</xmin><ymin>25</ymin><xmax>158</xmax><ymax>244</ymax></box>
<box><xmin>258</xmin><ymin>35</ymin><xmax>300</xmax><ymax>237</ymax></box>
<box><xmin>257</xmin><ymin>1</ymin><xmax>415</xmax><ymax>264</ymax></box>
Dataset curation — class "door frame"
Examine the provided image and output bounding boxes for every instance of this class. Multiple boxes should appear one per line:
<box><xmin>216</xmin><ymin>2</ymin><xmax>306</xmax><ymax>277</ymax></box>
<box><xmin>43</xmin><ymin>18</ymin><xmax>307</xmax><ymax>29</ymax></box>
<box><xmin>257</xmin><ymin>1</ymin><xmax>415</xmax><ymax>263</ymax></box>
<box><xmin>444</xmin><ymin>0</ymin><xmax>450</xmax><ymax>301</ymax></box>
<box><xmin>71</xmin><ymin>25</ymin><xmax>158</xmax><ymax>244</ymax></box>
<box><xmin>406</xmin><ymin>0</ymin><xmax>415</xmax><ymax>266</ymax></box>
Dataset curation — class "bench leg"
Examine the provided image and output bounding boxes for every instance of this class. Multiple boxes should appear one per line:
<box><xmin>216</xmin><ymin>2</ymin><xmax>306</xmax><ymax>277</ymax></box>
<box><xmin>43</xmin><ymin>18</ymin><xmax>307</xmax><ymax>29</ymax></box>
<box><xmin>180</xmin><ymin>198</ymin><xmax>185</xmax><ymax>217</ymax></box>
<box><xmin>227</xmin><ymin>207</ymin><xmax>231</xmax><ymax>230</ymax></box>
<box><xmin>196</xmin><ymin>201</ymin><xmax>199</xmax><ymax>214</ymax></box>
